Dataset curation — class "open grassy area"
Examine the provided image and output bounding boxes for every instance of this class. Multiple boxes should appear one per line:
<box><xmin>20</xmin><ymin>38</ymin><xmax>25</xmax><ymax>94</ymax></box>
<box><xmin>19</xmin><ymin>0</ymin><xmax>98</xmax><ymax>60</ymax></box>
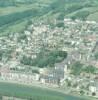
<box><xmin>0</xmin><ymin>82</ymin><xmax>96</xmax><ymax>100</ymax></box>
<box><xmin>87</xmin><ymin>11</ymin><xmax>98</xmax><ymax>22</ymax></box>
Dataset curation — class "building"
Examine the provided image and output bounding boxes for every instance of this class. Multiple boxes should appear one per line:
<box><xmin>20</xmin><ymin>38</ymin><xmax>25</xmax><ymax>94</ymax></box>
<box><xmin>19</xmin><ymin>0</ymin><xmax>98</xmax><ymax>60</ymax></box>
<box><xmin>2</xmin><ymin>96</ymin><xmax>27</xmax><ymax>100</ymax></box>
<box><xmin>0</xmin><ymin>67</ymin><xmax>40</xmax><ymax>83</ymax></box>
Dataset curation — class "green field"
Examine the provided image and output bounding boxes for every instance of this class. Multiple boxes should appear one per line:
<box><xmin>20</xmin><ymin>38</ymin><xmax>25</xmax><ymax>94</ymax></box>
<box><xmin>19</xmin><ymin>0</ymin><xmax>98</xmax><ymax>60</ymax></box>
<box><xmin>0</xmin><ymin>82</ymin><xmax>96</xmax><ymax>100</ymax></box>
<box><xmin>87</xmin><ymin>11</ymin><xmax>98</xmax><ymax>22</ymax></box>
<box><xmin>0</xmin><ymin>0</ymin><xmax>98</xmax><ymax>36</ymax></box>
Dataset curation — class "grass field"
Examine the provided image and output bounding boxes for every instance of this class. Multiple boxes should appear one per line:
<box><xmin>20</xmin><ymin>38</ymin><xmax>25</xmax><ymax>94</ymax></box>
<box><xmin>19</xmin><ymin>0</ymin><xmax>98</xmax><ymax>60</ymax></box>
<box><xmin>87</xmin><ymin>11</ymin><xmax>98</xmax><ymax>22</ymax></box>
<box><xmin>0</xmin><ymin>82</ymin><xmax>96</xmax><ymax>100</ymax></box>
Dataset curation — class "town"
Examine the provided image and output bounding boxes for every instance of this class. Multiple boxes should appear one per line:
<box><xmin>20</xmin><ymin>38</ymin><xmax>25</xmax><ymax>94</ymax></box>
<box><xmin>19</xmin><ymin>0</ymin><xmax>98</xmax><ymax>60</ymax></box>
<box><xmin>0</xmin><ymin>18</ymin><xmax>98</xmax><ymax>98</ymax></box>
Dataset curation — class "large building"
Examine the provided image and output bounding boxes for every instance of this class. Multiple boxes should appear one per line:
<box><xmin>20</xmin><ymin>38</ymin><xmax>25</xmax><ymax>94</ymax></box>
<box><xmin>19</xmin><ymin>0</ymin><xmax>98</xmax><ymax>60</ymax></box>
<box><xmin>0</xmin><ymin>67</ymin><xmax>40</xmax><ymax>83</ymax></box>
<box><xmin>40</xmin><ymin>60</ymin><xmax>68</xmax><ymax>86</ymax></box>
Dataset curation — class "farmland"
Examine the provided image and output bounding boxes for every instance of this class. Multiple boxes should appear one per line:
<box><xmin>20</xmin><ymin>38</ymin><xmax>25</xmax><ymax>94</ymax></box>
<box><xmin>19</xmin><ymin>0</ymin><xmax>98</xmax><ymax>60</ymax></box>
<box><xmin>0</xmin><ymin>0</ymin><xmax>98</xmax><ymax>36</ymax></box>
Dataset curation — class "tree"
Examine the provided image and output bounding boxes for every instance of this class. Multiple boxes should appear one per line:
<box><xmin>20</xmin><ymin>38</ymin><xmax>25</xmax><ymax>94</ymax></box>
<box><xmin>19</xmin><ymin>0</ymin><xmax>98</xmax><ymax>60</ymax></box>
<box><xmin>0</xmin><ymin>51</ymin><xmax>3</xmax><ymax>61</ymax></box>
<box><xmin>20</xmin><ymin>50</ymin><xmax>67</xmax><ymax>68</ymax></box>
<box><xmin>71</xmin><ymin>61</ymin><xmax>84</xmax><ymax>75</ymax></box>
<box><xmin>83</xmin><ymin>65</ymin><xmax>96</xmax><ymax>74</ymax></box>
<box><xmin>94</xmin><ymin>52</ymin><xmax>98</xmax><ymax>60</ymax></box>
<box><xmin>92</xmin><ymin>92</ymin><xmax>96</xmax><ymax>96</ymax></box>
<box><xmin>80</xmin><ymin>90</ymin><xmax>85</xmax><ymax>95</ymax></box>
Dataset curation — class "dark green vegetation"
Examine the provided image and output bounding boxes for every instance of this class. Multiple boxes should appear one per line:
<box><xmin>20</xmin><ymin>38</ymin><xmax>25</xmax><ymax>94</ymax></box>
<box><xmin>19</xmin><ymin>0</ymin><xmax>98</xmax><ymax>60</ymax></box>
<box><xmin>21</xmin><ymin>50</ymin><xmax>67</xmax><ymax>67</ymax></box>
<box><xmin>0</xmin><ymin>9</ymin><xmax>36</xmax><ymax>27</ymax></box>
<box><xmin>0</xmin><ymin>0</ymin><xmax>35</xmax><ymax>7</ymax></box>
<box><xmin>94</xmin><ymin>52</ymin><xmax>98</xmax><ymax>60</ymax></box>
<box><xmin>0</xmin><ymin>82</ymin><xmax>95</xmax><ymax>100</ymax></box>
<box><xmin>0</xmin><ymin>48</ymin><xmax>13</xmax><ymax>61</ymax></box>
<box><xmin>70</xmin><ymin>61</ymin><xmax>97</xmax><ymax>75</ymax></box>
<box><xmin>0</xmin><ymin>0</ymin><xmax>98</xmax><ymax>36</ymax></box>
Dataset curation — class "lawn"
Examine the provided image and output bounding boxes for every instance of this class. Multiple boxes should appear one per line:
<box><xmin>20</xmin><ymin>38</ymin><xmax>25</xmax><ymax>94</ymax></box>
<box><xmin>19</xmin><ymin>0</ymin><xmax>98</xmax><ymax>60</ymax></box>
<box><xmin>0</xmin><ymin>82</ymin><xmax>95</xmax><ymax>100</ymax></box>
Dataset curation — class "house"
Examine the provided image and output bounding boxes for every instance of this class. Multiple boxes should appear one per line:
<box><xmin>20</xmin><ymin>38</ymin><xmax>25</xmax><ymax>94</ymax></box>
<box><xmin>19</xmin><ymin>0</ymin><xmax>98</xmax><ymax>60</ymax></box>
<box><xmin>40</xmin><ymin>75</ymin><xmax>60</xmax><ymax>87</ymax></box>
<box><xmin>89</xmin><ymin>86</ymin><xmax>97</xmax><ymax>94</ymax></box>
<box><xmin>89</xmin><ymin>77</ymin><xmax>98</xmax><ymax>96</ymax></box>
<box><xmin>94</xmin><ymin>77</ymin><xmax>98</xmax><ymax>95</ymax></box>
<box><xmin>2</xmin><ymin>96</ymin><xmax>27</xmax><ymax>100</ymax></box>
